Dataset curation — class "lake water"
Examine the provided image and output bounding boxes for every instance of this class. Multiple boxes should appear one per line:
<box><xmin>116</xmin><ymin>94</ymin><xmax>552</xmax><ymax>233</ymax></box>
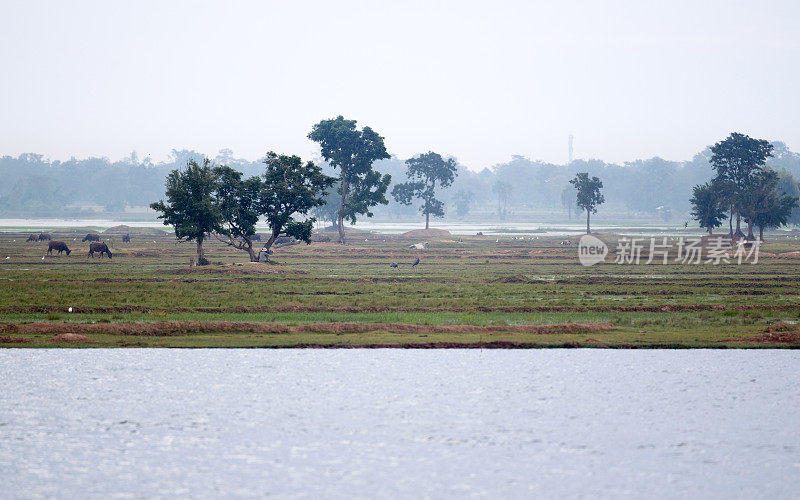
<box><xmin>1</xmin><ymin>350</ymin><xmax>799</xmax><ymax>499</ymax></box>
<box><xmin>0</xmin><ymin>217</ymin><xmax>698</xmax><ymax>237</ymax></box>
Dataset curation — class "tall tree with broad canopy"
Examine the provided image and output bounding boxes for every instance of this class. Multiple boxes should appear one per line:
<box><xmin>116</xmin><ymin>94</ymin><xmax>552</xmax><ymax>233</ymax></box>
<box><xmin>710</xmin><ymin>132</ymin><xmax>773</xmax><ymax>238</ymax></box>
<box><xmin>213</xmin><ymin>165</ymin><xmax>262</xmax><ymax>261</ymax></box>
<box><xmin>214</xmin><ymin>152</ymin><xmax>335</xmax><ymax>261</ymax></box>
<box><xmin>690</xmin><ymin>182</ymin><xmax>727</xmax><ymax>234</ymax></box>
<box><xmin>308</xmin><ymin>116</ymin><xmax>391</xmax><ymax>244</ymax></box>
<box><xmin>569</xmin><ymin>173</ymin><xmax>605</xmax><ymax>234</ymax></box>
<box><xmin>745</xmin><ymin>169</ymin><xmax>799</xmax><ymax>241</ymax></box>
<box><xmin>150</xmin><ymin>158</ymin><xmax>223</xmax><ymax>264</ymax></box>
<box><xmin>391</xmin><ymin>151</ymin><xmax>458</xmax><ymax>229</ymax></box>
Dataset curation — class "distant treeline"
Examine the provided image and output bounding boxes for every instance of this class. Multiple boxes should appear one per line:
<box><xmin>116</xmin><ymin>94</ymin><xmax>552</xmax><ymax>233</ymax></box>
<box><xmin>2</xmin><ymin>143</ymin><xmax>800</xmax><ymax>221</ymax></box>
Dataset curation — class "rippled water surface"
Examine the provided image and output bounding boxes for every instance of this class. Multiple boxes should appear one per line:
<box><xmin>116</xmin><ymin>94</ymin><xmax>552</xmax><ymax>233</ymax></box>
<box><xmin>1</xmin><ymin>350</ymin><xmax>799</xmax><ymax>498</ymax></box>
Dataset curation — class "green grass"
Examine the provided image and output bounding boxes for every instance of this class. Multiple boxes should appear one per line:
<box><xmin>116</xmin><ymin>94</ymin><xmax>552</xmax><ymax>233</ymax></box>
<box><xmin>1</xmin><ymin>227</ymin><xmax>799</xmax><ymax>348</ymax></box>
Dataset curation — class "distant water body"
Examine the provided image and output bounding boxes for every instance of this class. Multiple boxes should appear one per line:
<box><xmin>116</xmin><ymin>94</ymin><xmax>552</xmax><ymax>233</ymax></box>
<box><xmin>1</xmin><ymin>349</ymin><xmax>798</xmax><ymax>498</ymax></box>
<box><xmin>0</xmin><ymin>218</ymin><xmax>703</xmax><ymax>237</ymax></box>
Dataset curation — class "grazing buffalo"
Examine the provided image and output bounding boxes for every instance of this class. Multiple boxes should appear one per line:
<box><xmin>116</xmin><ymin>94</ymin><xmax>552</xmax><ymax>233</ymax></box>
<box><xmin>82</xmin><ymin>233</ymin><xmax>100</xmax><ymax>242</ymax></box>
<box><xmin>38</xmin><ymin>233</ymin><xmax>52</xmax><ymax>241</ymax></box>
<box><xmin>88</xmin><ymin>242</ymin><xmax>112</xmax><ymax>259</ymax></box>
<box><xmin>26</xmin><ymin>234</ymin><xmax>37</xmax><ymax>242</ymax></box>
<box><xmin>47</xmin><ymin>241</ymin><xmax>71</xmax><ymax>255</ymax></box>
<box><xmin>122</xmin><ymin>234</ymin><xmax>131</xmax><ymax>243</ymax></box>
<box><xmin>248</xmin><ymin>233</ymin><xmax>261</xmax><ymax>242</ymax></box>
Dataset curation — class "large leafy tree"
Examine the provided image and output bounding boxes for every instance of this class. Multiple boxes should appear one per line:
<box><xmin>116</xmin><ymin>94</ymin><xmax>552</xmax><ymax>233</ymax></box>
<box><xmin>150</xmin><ymin>158</ymin><xmax>223</xmax><ymax>264</ymax></box>
<box><xmin>710</xmin><ymin>132</ymin><xmax>773</xmax><ymax>238</ymax></box>
<box><xmin>308</xmin><ymin>116</ymin><xmax>391</xmax><ymax>244</ymax></box>
<box><xmin>391</xmin><ymin>151</ymin><xmax>458</xmax><ymax>229</ymax></box>
<box><xmin>746</xmin><ymin>169</ymin><xmax>799</xmax><ymax>241</ymax></box>
<box><xmin>258</xmin><ymin>152</ymin><xmax>335</xmax><ymax>251</ymax></box>
<box><xmin>214</xmin><ymin>152</ymin><xmax>335</xmax><ymax>261</ymax></box>
<box><xmin>776</xmin><ymin>170</ymin><xmax>800</xmax><ymax>225</ymax></box>
<box><xmin>690</xmin><ymin>182</ymin><xmax>726</xmax><ymax>234</ymax></box>
<box><xmin>213</xmin><ymin>165</ymin><xmax>263</xmax><ymax>262</ymax></box>
<box><xmin>569</xmin><ymin>173</ymin><xmax>605</xmax><ymax>234</ymax></box>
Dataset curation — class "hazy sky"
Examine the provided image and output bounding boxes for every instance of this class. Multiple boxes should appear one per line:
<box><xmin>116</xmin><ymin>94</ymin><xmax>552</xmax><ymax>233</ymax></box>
<box><xmin>1</xmin><ymin>0</ymin><xmax>798</xmax><ymax>170</ymax></box>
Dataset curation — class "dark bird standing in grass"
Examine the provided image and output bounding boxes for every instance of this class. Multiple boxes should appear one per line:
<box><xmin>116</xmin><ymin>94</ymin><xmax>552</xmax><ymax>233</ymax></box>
<box><xmin>412</xmin><ymin>257</ymin><xmax>420</xmax><ymax>267</ymax></box>
<box><xmin>390</xmin><ymin>262</ymin><xmax>398</xmax><ymax>268</ymax></box>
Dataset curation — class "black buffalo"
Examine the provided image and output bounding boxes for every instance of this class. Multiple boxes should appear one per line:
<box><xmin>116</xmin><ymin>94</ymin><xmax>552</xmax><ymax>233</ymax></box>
<box><xmin>38</xmin><ymin>233</ymin><xmax>52</xmax><ymax>241</ymax></box>
<box><xmin>26</xmin><ymin>234</ymin><xmax>37</xmax><ymax>242</ymax></box>
<box><xmin>47</xmin><ymin>241</ymin><xmax>71</xmax><ymax>255</ymax></box>
<box><xmin>122</xmin><ymin>234</ymin><xmax>131</xmax><ymax>243</ymax></box>
<box><xmin>88</xmin><ymin>242</ymin><xmax>112</xmax><ymax>259</ymax></box>
<box><xmin>82</xmin><ymin>233</ymin><xmax>100</xmax><ymax>242</ymax></box>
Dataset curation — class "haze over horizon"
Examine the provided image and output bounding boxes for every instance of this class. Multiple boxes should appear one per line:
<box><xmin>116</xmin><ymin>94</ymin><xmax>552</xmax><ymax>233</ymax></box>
<box><xmin>1</xmin><ymin>0</ymin><xmax>798</xmax><ymax>171</ymax></box>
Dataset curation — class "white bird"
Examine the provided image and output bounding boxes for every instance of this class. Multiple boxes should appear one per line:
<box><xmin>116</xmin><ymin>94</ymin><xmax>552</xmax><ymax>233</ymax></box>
<box><xmin>68</xmin><ymin>307</ymin><xmax>73</xmax><ymax>313</ymax></box>
<box><xmin>41</xmin><ymin>256</ymin><xmax>45</xmax><ymax>261</ymax></box>
<box><xmin>4</xmin><ymin>256</ymin><xmax>9</xmax><ymax>260</ymax></box>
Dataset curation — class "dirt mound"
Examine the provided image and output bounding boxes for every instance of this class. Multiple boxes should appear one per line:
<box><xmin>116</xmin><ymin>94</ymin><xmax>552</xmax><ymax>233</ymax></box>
<box><xmin>764</xmin><ymin>322</ymin><xmax>798</xmax><ymax>333</ymax></box>
<box><xmin>729</xmin><ymin>323</ymin><xmax>800</xmax><ymax>344</ymax></box>
<box><xmin>102</xmin><ymin>225</ymin><xmax>168</xmax><ymax>236</ymax></box>
<box><xmin>47</xmin><ymin>333</ymin><xmax>95</xmax><ymax>343</ymax></box>
<box><xmin>171</xmin><ymin>264</ymin><xmax>309</xmax><ymax>275</ymax></box>
<box><xmin>400</xmin><ymin>228</ymin><xmax>452</xmax><ymax>239</ymax></box>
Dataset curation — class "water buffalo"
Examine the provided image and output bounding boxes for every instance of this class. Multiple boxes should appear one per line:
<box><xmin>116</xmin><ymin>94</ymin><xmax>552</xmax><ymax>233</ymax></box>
<box><xmin>88</xmin><ymin>242</ymin><xmax>112</xmax><ymax>259</ymax></box>
<box><xmin>82</xmin><ymin>233</ymin><xmax>100</xmax><ymax>242</ymax></box>
<box><xmin>122</xmin><ymin>234</ymin><xmax>131</xmax><ymax>243</ymax></box>
<box><xmin>26</xmin><ymin>234</ymin><xmax>37</xmax><ymax>242</ymax></box>
<box><xmin>38</xmin><ymin>233</ymin><xmax>52</xmax><ymax>241</ymax></box>
<box><xmin>47</xmin><ymin>241</ymin><xmax>71</xmax><ymax>255</ymax></box>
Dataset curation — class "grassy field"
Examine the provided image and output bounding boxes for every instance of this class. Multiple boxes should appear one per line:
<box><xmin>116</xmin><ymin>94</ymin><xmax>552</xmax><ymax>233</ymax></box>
<box><xmin>1</xmin><ymin>226</ymin><xmax>800</xmax><ymax>348</ymax></box>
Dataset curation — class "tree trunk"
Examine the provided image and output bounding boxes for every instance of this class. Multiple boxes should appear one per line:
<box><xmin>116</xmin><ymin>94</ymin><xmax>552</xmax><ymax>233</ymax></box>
<box><xmin>425</xmin><ymin>211</ymin><xmax>429</xmax><ymax>230</ymax></box>
<box><xmin>746</xmin><ymin>220</ymin><xmax>755</xmax><ymax>241</ymax></box>
<box><xmin>256</xmin><ymin>232</ymin><xmax>279</xmax><ymax>263</ymax></box>
<box><xmin>568</xmin><ymin>204</ymin><xmax>572</xmax><ymax>221</ymax></box>
<box><xmin>337</xmin><ymin>179</ymin><xmax>348</xmax><ymax>245</ymax></box>
<box><xmin>246</xmin><ymin>241</ymin><xmax>257</xmax><ymax>262</ymax></box>
<box><xmin>734</xmin><ymin>213</ymin><xmax>745</xmax><ymax>238</ymax></box>
<box><xmin>196</xmin><ymin>236</ymin><xmax>204</xmax><ymax>263</ymax></box>
<box><xmin>707</xmin><ymin>226</ymin><xmax>713</xmax><ymax>234</ymax></box>
<box><xmin>586</xmin><ymin>211</ymin><xmax>591</xmax><ymax>234</ymax></box>
<box><xmin>759</xmin><ymin>225</ymin><xmax>765</xmax><ymax>242</ymax></box>
<box><xmin>728</xmin><ymin>208</ymin><xmax>733</xmax><ymax>238</ymax></box>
